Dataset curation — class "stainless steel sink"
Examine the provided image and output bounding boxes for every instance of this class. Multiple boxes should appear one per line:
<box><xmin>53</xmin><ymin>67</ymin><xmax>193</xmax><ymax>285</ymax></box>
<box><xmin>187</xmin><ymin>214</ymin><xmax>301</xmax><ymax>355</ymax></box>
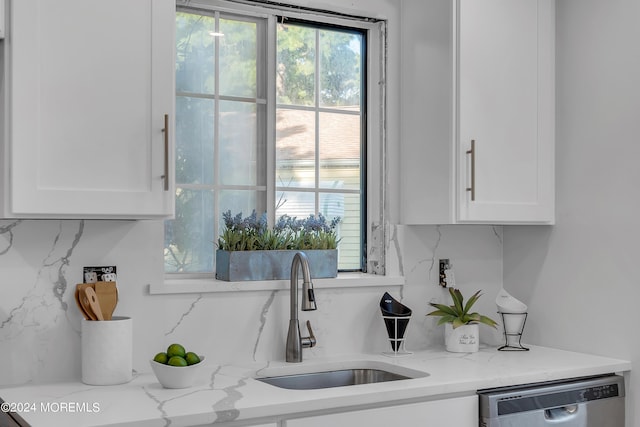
<box><xmin>257</xmin><ymin>368</ymin><xmax>409</xmax><ymax>390</ymax></box>
<box><xmin>255</xmin><ymin>362</ymin><xmax>428</xmax><ymax>390</ymax></box>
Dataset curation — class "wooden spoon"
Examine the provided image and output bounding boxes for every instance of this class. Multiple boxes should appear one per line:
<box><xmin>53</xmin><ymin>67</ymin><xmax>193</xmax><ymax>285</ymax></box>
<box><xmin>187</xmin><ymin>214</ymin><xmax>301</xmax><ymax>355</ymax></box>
<box><xmin>83</xmin><ymin>286</ymin><xmax>104</xmax><ymax>321</ymax></box>
<box><xmin>74</xmin><ymin>286</ymin><xmax>91</xmax><ymax>320</ymax></box>
<box><xmin>77</xmin><ymin>284</ymin><xmax>97</xmax><ymax>320</ymax></box>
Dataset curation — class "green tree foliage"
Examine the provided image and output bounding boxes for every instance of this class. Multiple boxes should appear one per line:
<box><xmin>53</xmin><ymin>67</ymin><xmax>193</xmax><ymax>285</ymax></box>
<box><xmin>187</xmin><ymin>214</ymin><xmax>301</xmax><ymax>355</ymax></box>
<box><xmin>277</xmin><ymin>23</ymin><xmax>362</xmax><ymax>107</ymax></box>
<box><xmin>319</xmin><ymin>30</ymin><xmax>362</xmax><ymax>106</ymax></box>
<box><xmin>277</xmin><ymin>25</ymin><xmax>316</xmax><ymax>105</ymax></box>
<box><xmin>219</xmin><ymin>18</ymin><xmax>257</xmax><ymax>97</ymax></box>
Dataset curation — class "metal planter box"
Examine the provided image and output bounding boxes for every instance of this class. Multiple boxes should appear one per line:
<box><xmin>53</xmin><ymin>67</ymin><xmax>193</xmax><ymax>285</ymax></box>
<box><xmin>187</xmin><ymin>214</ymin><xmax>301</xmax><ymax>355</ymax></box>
<box><xmin>215</xmin><ymin>249</ymin><xmax>338</xmax><ymax>281</ymax></box>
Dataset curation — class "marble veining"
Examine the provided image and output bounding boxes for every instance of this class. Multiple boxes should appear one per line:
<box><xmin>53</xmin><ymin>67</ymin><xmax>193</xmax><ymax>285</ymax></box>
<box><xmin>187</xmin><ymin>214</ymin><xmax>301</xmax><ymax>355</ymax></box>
<box><xmin>0</xmin><ymin>346</ymin><xmax>629</xmax><ymax>427</ymax></box>
<box><xmin>165</xmin><ymin>295</ymin><xmax>203</xmax><ymax>336</ymax></box>
<box><xmin>142</xmin><ymin>385</ymin><xmax>172</xmax><ymax>427</ymax></box>
<box><xmin>0</xmin><ymin>219</ymin><xmax>505</xmax><ymax>385</ymax></box>
<box><xmin>253</xmin><ymin>290</ymin><xmax>277</xmax><ymax>361</ymax></box>
<box><xmin>404</xmin><ymin>226</ymin><xmax>441</xmax><ymax>279</ymax></box>
<box><xmin>492</xmin><ymin>225</ymin><xmax>503</xmax><ymax>245</ymax></box>
<box><xmin>212</xmin><ymin>376</ymin><xmax>246</xmax><ymax>423</ymax></box>
<box><xmin>0</xmin><ymin>221</ymin><xmax>82</xmax><ymax>337</ymax></box>
<box><xmin>49</xmin><ymin>220</ymin><xmax>84</xmax><ymax>306</ymax></box>
<box><xmin>0</xmin><ymin>220</ymin><xmax>22</xmax><ymax>255</ymax></box>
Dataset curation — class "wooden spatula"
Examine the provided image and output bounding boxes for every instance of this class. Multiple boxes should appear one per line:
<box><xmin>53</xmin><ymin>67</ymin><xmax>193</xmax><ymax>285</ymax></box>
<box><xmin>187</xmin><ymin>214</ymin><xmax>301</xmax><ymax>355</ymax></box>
<box><xmin>82</xmin><ymin>286</ymin><xmax>104</xmax><ymax>321</ymax></box>
<box><xmin>94</xmin><ymin>281</ymin><xmax>118</xmax><ymax>320</ymax></box>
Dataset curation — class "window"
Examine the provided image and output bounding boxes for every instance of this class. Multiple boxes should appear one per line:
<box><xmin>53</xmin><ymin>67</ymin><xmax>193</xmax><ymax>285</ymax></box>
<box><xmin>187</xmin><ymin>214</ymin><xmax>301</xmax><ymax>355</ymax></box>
<box><xmin>164</xmin><ymin>1</ymin><xmax>385</xmax><ymax>277</ymax></box>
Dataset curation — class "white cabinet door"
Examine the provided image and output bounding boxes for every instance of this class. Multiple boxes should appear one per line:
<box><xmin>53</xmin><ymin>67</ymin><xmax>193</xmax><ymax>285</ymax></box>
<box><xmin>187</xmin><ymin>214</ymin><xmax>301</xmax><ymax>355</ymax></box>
<box><xmin>5</xmin><ymin>0</ymin><xmax>174</xmax><ymax>218</ymax></box>
<box><xmin>400</xmin><ymin>0</ymin><xmax>455</xmax><ymax>225</ymax></box>
<box><xmin>192</xmin><ymin>423</ymin><xmax>277</xmax><ymax>427</ymax></box>
<box><xmin>285</xmin><ymin>395</ymin><xmax>478</xmax><ymax>427</ymax></box>
<box><xmin>194</xmin><ymin>424</ymin><xmax>277</xmax><ymax>427</ymax></box>
<box><xmin>399</xmin><ymin>0</ymin><xmax>554</xmax><ymax>225</ymax></box>
<box><xmin>456</xmin><ymin>0</ymin><xmax>554</xmax><ymax>223</ymax></box>
<box><xmin>0</xmin><ymin>0</ymin><xmax>5</xmax><ymax>39</ymax></box>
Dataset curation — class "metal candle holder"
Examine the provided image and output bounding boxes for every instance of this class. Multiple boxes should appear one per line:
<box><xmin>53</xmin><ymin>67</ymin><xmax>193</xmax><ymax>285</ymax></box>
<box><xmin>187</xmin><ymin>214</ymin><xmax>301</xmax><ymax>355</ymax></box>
<box><xmin>497</xmin><ymin>312</ymin><xmax>529</xmax><ymax>351</ymax></box>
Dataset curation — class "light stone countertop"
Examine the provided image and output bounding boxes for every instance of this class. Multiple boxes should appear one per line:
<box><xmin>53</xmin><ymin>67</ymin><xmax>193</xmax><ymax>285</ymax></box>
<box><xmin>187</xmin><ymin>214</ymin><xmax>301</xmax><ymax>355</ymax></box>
<box><xmin>0</xmin><ymin>345</ymin><xmax>631</xmax><ymax>427</ymax></box>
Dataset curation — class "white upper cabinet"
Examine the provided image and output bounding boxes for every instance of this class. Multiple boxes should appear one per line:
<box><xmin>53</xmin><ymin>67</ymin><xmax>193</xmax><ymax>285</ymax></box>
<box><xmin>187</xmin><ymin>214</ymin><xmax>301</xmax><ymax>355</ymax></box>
<box><xmin>0</xmin><ymin>0</ymin><xmax>5</xmax><ymax>39</ymax></box>
<box><xmin>400</xmin><ymin>0</ymin><xmax>554</xmax><ymax>224</ymax></box>
<box><xmin>456</xmin><ymin>0</ymin><xmax>554</xmax><ymax>223</ymax></box>
<box><xmin>2</xmin><ymin>0</ymin><xmax>175</xmax><ymax>218</ymax></box>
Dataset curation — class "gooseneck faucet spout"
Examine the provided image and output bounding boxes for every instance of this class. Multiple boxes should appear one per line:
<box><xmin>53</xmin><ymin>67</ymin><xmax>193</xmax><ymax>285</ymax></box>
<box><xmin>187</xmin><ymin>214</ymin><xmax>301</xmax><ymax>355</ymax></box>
<box><xmin>286</xmin><ymin>251</ymin><xmax>317</xmax><ymax>363</ymax></box>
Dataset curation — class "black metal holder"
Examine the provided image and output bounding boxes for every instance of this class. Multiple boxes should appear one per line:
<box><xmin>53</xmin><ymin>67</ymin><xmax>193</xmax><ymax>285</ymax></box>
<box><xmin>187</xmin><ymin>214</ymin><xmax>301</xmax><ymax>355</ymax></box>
<box><xmin>497</xmin><ymin>312</ymin><xmax>529</xmax><ymax>351</ymax></box>
<box><xmin>380</xmin><ymin>292</ymin><xmax>412</xmax><ymax>357</ymax></box>
<box><xmin>381</xmin><ymin>315</ymin><xmax>412</xmax><ymax>357</ymax></box>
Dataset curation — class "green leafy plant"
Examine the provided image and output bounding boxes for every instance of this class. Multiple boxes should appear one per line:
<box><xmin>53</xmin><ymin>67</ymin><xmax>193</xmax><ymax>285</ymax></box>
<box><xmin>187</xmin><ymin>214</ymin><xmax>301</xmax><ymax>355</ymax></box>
<box><xmin>427</xmin><ymin>288</ymin><xmax>498</xmax><ymax>329</ymax></box>
<box><xmin>217</xmin><ymin>210</ymin><xmax>341</xmax><ymax>251</ymax></box>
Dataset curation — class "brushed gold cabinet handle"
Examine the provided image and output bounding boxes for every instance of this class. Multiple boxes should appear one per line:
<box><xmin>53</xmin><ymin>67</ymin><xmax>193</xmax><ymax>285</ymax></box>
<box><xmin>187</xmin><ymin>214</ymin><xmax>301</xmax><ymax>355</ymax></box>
<box><xmin>161</xmin><ymin>114</ymin><xmax>169</xmax><ymax>191</ymax></box>
<box><xmin>466</xmin><ymin>139</ymin><xmax>475</xmax><ymax>201</ymax></box>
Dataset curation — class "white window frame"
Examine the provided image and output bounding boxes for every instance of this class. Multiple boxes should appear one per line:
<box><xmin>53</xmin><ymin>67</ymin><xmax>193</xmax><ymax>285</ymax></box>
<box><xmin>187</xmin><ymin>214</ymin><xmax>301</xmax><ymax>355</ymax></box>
<box><xmin>167</xmin><ymin>0</ymin><xmax>387</xmax><ymax>284</ymax></box>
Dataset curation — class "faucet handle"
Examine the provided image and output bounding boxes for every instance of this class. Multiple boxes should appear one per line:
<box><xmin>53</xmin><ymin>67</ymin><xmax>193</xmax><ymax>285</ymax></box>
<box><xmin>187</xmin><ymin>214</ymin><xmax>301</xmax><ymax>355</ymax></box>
<box><xmin>301</xmin><ymin>320</ymin><xmax>317</xmax><ymax>349</ymax></box>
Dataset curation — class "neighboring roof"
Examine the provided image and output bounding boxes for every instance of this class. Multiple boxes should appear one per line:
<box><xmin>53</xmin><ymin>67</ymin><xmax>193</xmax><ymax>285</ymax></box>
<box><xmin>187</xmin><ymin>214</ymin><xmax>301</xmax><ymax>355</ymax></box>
<box><xmin>276</xmin><ymin>107</ymin><xmax>361</xmax><ymax>161</ymax></box>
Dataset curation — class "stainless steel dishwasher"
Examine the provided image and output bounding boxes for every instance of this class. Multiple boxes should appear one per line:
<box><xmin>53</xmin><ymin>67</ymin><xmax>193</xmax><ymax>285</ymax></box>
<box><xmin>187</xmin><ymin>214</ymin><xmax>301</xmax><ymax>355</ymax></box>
<box><xmin>478</xmin><ymin>374</ymin><xmax>625</xmax><ymax>427</ymax></box>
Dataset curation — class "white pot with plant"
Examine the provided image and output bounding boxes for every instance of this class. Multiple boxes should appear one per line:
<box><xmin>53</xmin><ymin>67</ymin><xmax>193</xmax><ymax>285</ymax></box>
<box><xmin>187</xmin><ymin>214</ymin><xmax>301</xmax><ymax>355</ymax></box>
<box><xmin>427</xmin><ymin>288</ymin><xmax>498</xmax><ymax>353</ymax></box>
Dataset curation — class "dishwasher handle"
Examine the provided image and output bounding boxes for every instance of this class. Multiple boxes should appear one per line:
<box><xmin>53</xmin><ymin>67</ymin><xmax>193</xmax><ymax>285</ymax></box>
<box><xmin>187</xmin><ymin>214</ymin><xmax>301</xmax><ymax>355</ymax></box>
<box><xmin>545</xmin><ymin>405</ymin><xmax>579</xmax><ymax>422</ymax></box>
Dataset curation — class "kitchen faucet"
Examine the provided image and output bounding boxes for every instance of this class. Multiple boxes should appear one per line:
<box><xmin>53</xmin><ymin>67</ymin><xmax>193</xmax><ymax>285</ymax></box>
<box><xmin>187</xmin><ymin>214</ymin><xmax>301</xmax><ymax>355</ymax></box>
<box><xmin>285</xmin><ymin>251</ymin><xmax>317</xmax><ymax>362</ymax></box>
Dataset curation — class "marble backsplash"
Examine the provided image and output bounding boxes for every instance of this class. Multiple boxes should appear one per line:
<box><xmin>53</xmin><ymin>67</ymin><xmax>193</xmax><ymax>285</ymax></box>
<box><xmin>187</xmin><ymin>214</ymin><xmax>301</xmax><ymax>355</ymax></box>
<box><xmin>0</xmin><ymin>220</ymin><xmax>503</xmax><ymax>386</ymax></box>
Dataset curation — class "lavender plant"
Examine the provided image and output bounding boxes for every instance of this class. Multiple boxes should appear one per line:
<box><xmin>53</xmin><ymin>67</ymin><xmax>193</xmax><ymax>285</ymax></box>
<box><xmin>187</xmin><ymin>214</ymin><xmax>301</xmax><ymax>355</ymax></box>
<box><xmin>217</xmin><ymin>210</ymin><xmax>340</xmax><ymax>251</ymax></box>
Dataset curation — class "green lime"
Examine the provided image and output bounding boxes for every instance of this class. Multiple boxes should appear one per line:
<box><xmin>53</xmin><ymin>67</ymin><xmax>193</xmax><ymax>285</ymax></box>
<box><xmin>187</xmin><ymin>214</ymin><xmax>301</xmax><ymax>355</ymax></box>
<box><xmin>166</xmin><ymin>343</ymin><xmax>186</xmax><ymax>358</ymax></box>
<box><xmin>167</xmin><ymin>356</ymin><xmax>188</xmax><ymax>367</ymax></box>
<box><xmin>153</xmin><ymin>352</ymin><xmax>168</xmax><ymax>364</ymax></box>
<box><xmin>185</xmin><ymin>352</ymin><xmax>201</xmax><ymax>365</ymax></box>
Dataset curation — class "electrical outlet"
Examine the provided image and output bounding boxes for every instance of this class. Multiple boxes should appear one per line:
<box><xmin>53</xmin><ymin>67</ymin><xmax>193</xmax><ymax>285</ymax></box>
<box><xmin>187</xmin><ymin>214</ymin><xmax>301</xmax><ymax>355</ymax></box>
<box><xmin>439</xmin><ymin>259</ymin><xmax>450</xmax><ymax>288</ymax></box>
<box><xmin>83</xmin><ymin>266</ymin><xmax>117</xmax><ymax>283</ymax></box>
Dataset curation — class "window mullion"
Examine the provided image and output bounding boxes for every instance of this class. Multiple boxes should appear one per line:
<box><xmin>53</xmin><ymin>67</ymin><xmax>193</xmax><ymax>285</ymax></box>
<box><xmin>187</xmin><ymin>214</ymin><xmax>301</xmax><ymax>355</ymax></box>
<box><xmin>266</xmin><ymin>15</ymin><xmax>277</xmax><ymax>228</ymax></box>
<box><xmin>314</xmin><ymin>28</ymin><xmax>321</xmax><ymax>216</ymax></box>
<box><xmin>213</xmin><ymin>11</ymin><xmax>221</xmax><ymax>244</ymax></box>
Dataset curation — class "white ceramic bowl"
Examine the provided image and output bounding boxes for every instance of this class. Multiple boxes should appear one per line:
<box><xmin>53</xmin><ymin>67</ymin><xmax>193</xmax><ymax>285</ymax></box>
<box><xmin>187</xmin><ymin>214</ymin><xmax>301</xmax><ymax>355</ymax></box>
<box><xmin>149</xmin><ymin>356</ymin><xmax>206</xmax><ymax>389</ymax></box>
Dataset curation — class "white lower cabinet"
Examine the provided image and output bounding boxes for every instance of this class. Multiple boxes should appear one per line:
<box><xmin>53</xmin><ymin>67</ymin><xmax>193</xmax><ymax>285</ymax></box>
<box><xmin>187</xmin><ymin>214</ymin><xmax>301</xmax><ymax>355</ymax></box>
<box><xmin>194</xmin><ymin>423</ymin><xmax>277</xmax><ymax>427</ymax></box>
<box><xmin>284</xmin><ymin>395</ymin><xmax>478</xmax><ymax>427</ymax></box>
